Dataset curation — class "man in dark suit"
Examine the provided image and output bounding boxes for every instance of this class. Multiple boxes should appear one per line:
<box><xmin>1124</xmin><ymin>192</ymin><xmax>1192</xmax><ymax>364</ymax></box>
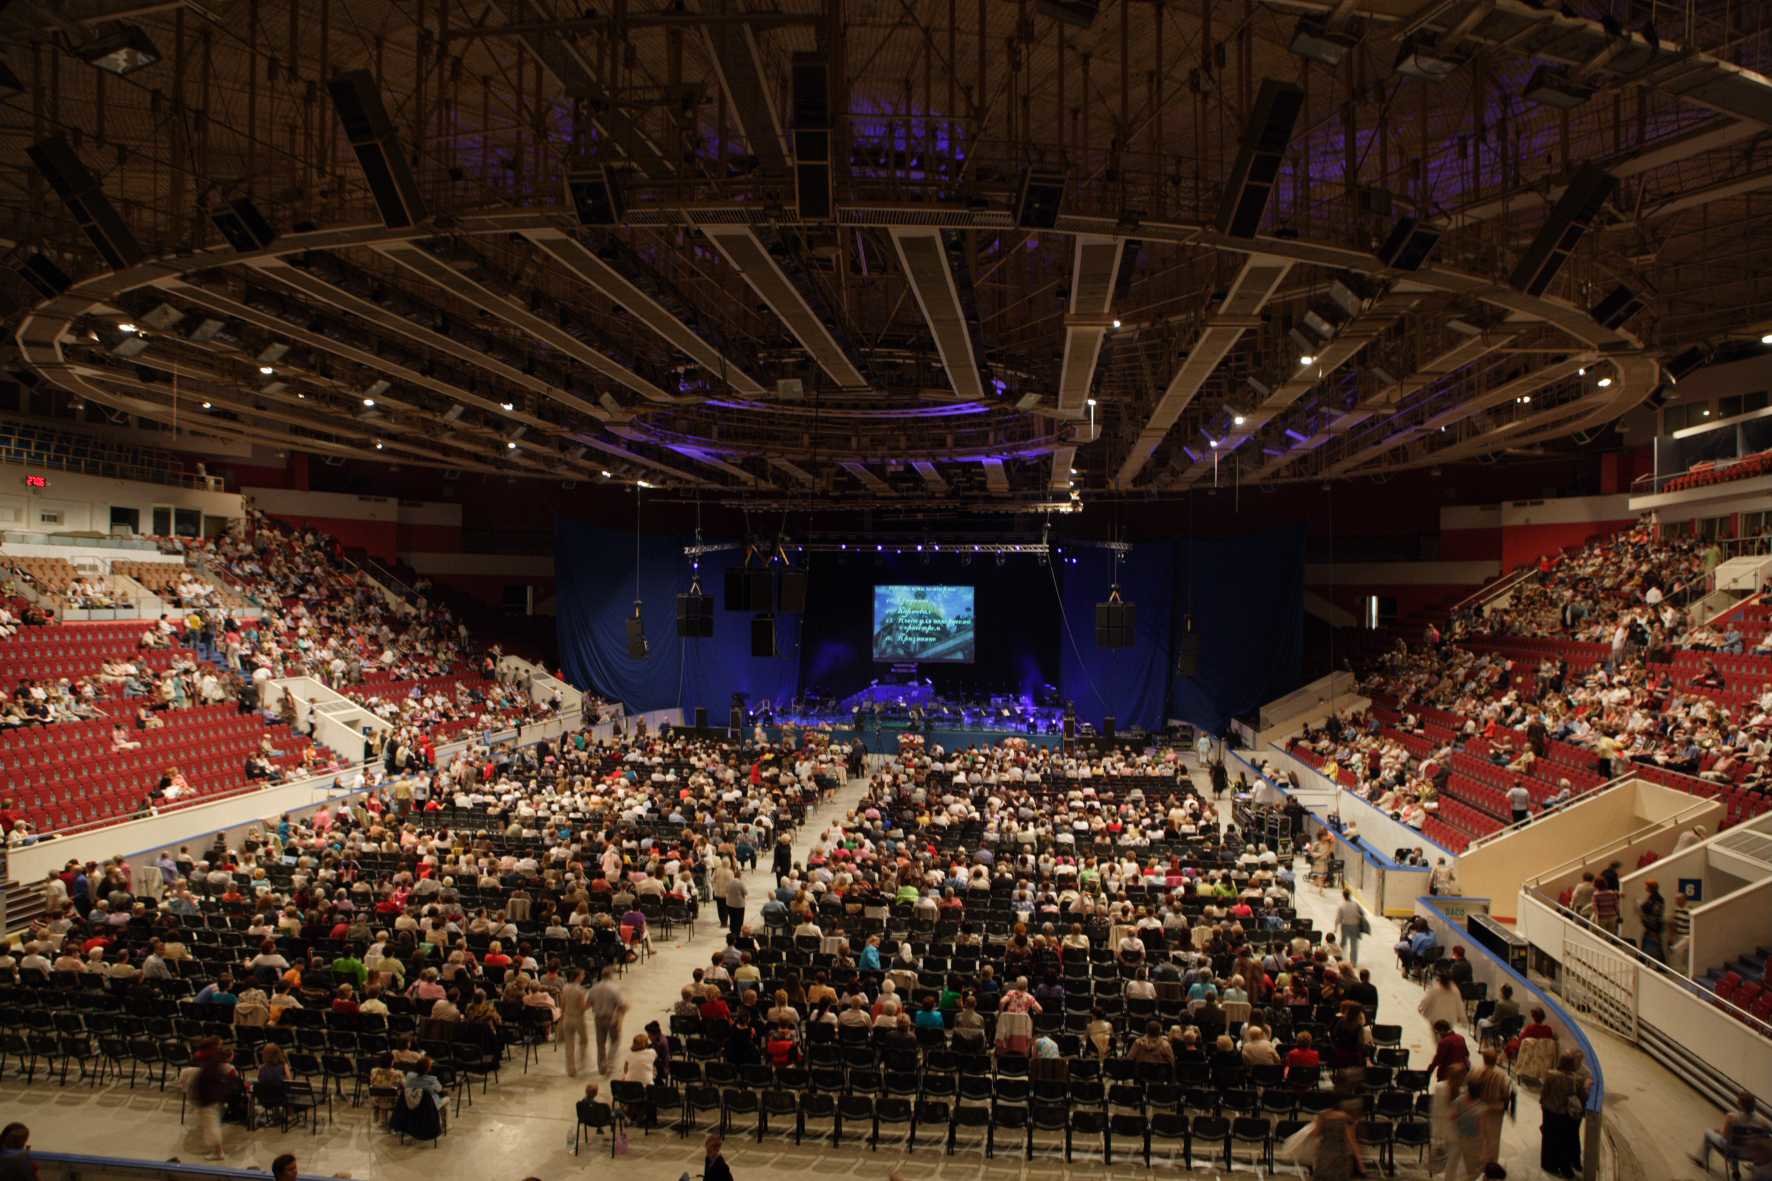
<box><xmin>704</xmin><ymin>1134</ymin><xmax>734</xmax><ymax>1181</ymax></box>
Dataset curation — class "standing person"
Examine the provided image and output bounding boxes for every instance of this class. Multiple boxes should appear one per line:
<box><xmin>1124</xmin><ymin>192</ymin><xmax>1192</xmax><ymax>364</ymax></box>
<box><xmin>1468</xmin><ymin>1046</ymin><xmax>1513</xmax><ymax>1174</ymax></box>
<box><xmin>1591</xmin><ymin>877</ymin><xmax>1622</xmax><ymax>935</ymax></box>
<box><xmin>1336</xmin><ymin>888</ymin><xmax>1365</xmax><ymax>966</ymax></box>
<box><xmin>560</xmin><ymin>967</ymin><xmax>591</xmax><ymax>1078</ymax></box>
<box><xmin>188</xmin><ymin>1041</ymin><xmax>235</xmax><ymax>1160</ymax></box>
<box><xmin>704</xmin><ymin>1134</ymin><xmax>735</xmax><ymax>1181</ymax></box>
<box><xmin>1506</xmin><ymin>780</ymin><xmax>1532</xmax><ymax>826</ymax></box>
<box><xmin>772</xmin><ymin>835</ymin><xmax>793</xmax><ymax>887</ymax></box>
<box><xmin>1540</xmin><ymin>1052</ymin><xmax>1590</xmax><ymax>1179</ymax></box>
<box><xmin>724</xmin><ymin>871</ymin><xmax>748</xmax><ymax>944</ymax></box>
<box><xmin>1668</xmin><ymin>891</ymin><xmax>1694</xmax><ymax>975</ymax></box>
<box><xmin>588</xmin><ymin>965</ymin><xmax>627</xmax><ymax>1076</ymax></box>
<box><xmin>1306</xmin><ymin>1096</ymin><xmax>1366</xmax><ymax>1180</ymax></box>
<box><xmin>1637</xmin><ymin>879</ymin><xmax>1667</xmax><ymax>961</ymax></box>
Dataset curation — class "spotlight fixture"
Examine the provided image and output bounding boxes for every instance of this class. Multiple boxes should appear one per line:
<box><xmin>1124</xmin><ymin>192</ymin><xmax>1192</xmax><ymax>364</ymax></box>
<box><xmin>506</xmin><ymin>441</ymin><xmax>518</xmax><ymax>450</ymax></box>
<box><xmin>258</xmin><ymin>365</ymin><xmax>275</xmax><ymax>375</ymax></box>
<box><xmin>1523</xmin><ymin>66</ymin><xmax>1596</xmax><ymax>110</ymax></box>
<box><xmin>362</xmin><ymin>397</ymin><xmax>376</xmax><ymax>407</ymax></box>
<box><xmin>373</xmin><ymin>441</ymin><xmax>384</xmax><ymax>450</ymax></box>
<box><xmin>1393</xmin><ymin>31</ymin><xmax>1465</xmax><ymax>80</ymax></box>
<box><xmin>1111</xmin><ymin>319</ymin><xmax>1122</xmax><ymax>329</ymax></box>
<box><xmin>1578</xmin><ymin>367</ymin><xmax>1587</xmax><ymax>375</ymax></box>
<box><xmin>200</xmin><ymin>401</ymin><xmax>213</xmax><ymax>409</ymax></box>
<box><xmin>601</xmin><ymin>470</ymin><xmax>612</xmax><ymax>478</ymax></box>
<box><xmin>1298</xmin><ymin>354</ymin><xmax>1315</xmax><ymax>366</ymax></box>
<box><xmin>1760</xmin><ymin>334</ymin><xmax>1772</xmax><ymax>345</ymax></box>
<box><xmin>500</xmin><ymin>401</ymin><xmax>515</xmax><ymax>411</ymax></box>
<box><xmin>118</xmin><ymin>322</ymin><xmax>138</xmax><ymax>334</ymax></box>
<box><xmin>1086</xmin><ymin>398</ymin><xmax>1097</xmax><ymax>407</ymax></box>
<box><xmin>1596</xmin><ymin>376</ymin><xmax>1613</xmax><ymax>388</ymax></box>
<box><xmin>1289</xmin><ymin>15</ymin><xmax>1357</xmax><ymax>66</ymax></box>
<box><xmin>1208</xmin><ymin>439</ymin><xmax>1219</xmax><ymax>449</ymax></box>
<box><xmin>1233</xmin><ymin>413</ymin><xmax>1247</xmax><ymax>426</ymax></box>
<box><xmin>73</xmin><ymin>23</ymin><xmax>162</xmax><ymax>76</ymax></box>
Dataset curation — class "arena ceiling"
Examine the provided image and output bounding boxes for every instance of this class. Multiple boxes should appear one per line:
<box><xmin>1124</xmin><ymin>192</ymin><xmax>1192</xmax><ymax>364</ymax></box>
<box><xmin>3</xmin><ymin>0</ymin><xmax>1771</xmax><ymax>505</ymax></box>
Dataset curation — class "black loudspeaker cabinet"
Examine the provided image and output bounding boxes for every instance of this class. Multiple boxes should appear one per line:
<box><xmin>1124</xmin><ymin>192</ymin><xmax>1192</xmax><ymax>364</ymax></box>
<box><xmin>26</xmin><ymin>135</ymin><xmax>145</xmax><ymax>270</ymax></box>
<box><xmin>626</xmin><ymin>616</ymin><xmax>648</xmax><ymax>659</ymax></box>
<box><xmin>1508</xmin><ymin>164</ymin><xmax>1617</xmax><ymax>296</ymax></box>
<box><xmin>1588</xmin><ymin>285</ymin><xmax>1643</xmax><ymax>330</ymax></box>
<box><xmin>723</xmin><ymin>568</ymin><xmax>773</xmax><ymax>611</ymax></box>
<box><xmin>751</xmin><ymin>614</ymin><xmax>777</xmax><ymax>658</ymax></box>
<box><xmin>327</xmin><ymin>70</ymin><xmax>429</xmax><ymax>229</ymax></box>
<box><xmin>567</xmin><ymin>167</ymin><xmax>623</xmax><ymax>226</ymax></box>
<box><xmin>17</xmin><ymin>252</ymin><xmax>72</xmax><ymax>300</ymax></box>
<box><xmin>1094</xmin><ymin>600</ymin><xmax>1136</xmax><ymax>648</ymax></box>
<box><xmin>778</xmin><ymin>570</ymin><xmax>809</xmax><ymax>613</ymax></box>
<box><xmin>1177</xmin><ymin>633</ymin><xmax>1201</xmax><ymax>677</ymax></box>
<box><xmin>1015</xmin><ymin>171</ymin><xmax>1066</xmax><ymax>229</ymax></box>
<box><xmin>212</xmin><ymin>197</ymin><xmax>278</xmax><ymax>252</ymax></box>
<box><xmin>791</xmin><ymin>53</ymin><xmax>831</xmax><ymax>129</ymax></box>
<box><xmin>694</xmin><ymin>706</ymin><xmax>709</xmax><ymax>730</ymax></box>
<box><xmin>675</xmin><ymin>592</ymin><xmax>714</xmax><ymax>637</ymax></box>
<box><xmin>1375</xmin><ymin>217</ymin><xmax>1441</xmax><ymax>271</ymax></box>
<box><xmin>1102</xmin><ymin>715</ymin><xmax>1117</xmax><ymax>741</ymax></box>
<box><xmin>1214</xmin><ymin>79</ymin><xmax>1305</xmax><ymax>238</ymax></box>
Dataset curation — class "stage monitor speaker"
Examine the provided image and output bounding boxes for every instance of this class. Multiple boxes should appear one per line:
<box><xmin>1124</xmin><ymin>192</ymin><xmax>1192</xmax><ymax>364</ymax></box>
<box><xmin>694</xmin><ymin>706</ymin><xmax>709</xmax><ymax>729</ymax></box>
<box><xmin>778</xmin><ymin>570</ymin><xmax>809</xmax><ymax>613</ymax></box>
<box><xmin>1214</xmin><ymin>79</ymin><xmax>1305</xmax><ymax>238</ymax></box>
<box><xmin>675</xmin><ymin>591</ymin><xmax>715</xmax><ymax>637</ymax></box>
<box><xmin>566</xmin><ymin>166</ymin><xmax>623</xmax><ymax>226</ymax></box>
<box><xmin>1509</xmin><ymin>164</ymin><xmax>1617</xmax><ymax>296</ymax></box>
<box><xmin>751</xmin><ymin>613</ymin><xmax>777</xmax><ymax>658</ymax></box>
<box><xmin>327</xmin><ymin>69</ymin><xmax>428</xmax><ymax>229</ymax></box>
<box><xmin>1588</xmin><ymin>284</ymin><xmax>1643</xmax><ymax>330</ymax></box>
<box><xmin>1015</xmin><ymin>170</ymin><xmax>1066</xmax><ymax>229</ymax></box>
<box><xmin>212</xmin><ymin>197</ymin><xmax>277</xmax><ymax>252</ymax></box>
<box><xmin>626</xmin><ymin>615</ymin><xmax>648</xmax><ymax>659</ymax></box>
<box><xmin>791</xmin><ymin>52</ymin><xmax>831</xmax><ymax>130</ymax></box>
<box><xmin>16</xmin><ymin>252</ymin><xmax>72</xmax><ymax>300</ymax></box>
<box><xmin>1094</xmin><ymin>600</ymin><xmax>1136</xmax><ymax>648</ymax></box>
<box><xmin>1374</xmin><ymin>216</ymin><xmax>1441</xmax><ymax>271</ymax></box>
<box><xmin>1177</xmin><ymin>633</ymin><xmax>1201</xmax><ymax>677</ymax></box>
<box><xmin>1102</xmin><ymin>715</ymin><xmax>1116</xmax><ymax>741</ymax></box>
<box><xmin>26</xmin><ymin>135</ymin><xmax>146</xmax><ymax>270</ymax></box>
<box><xmin>793</xmin><ymin>131</ymin><xmax>832</xmax><ymax>220</ymax></box>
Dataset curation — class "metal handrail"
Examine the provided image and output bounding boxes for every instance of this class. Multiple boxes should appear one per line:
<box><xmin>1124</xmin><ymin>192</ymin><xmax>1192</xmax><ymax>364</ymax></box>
<box><xmin>30</xmin><ymin>1150</ymin><xmax>347</xmax><ymax>1179</ymax></box>
<box><xmin>1447</xmin><ymin>562</ymin><xmax>1538</xmax><ymax>616</ymax></box>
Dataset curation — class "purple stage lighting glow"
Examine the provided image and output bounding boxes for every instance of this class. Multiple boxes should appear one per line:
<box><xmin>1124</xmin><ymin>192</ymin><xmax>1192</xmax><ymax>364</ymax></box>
<box><xmin>1284</xmin><ymin>428</ymin><xmax>1308</xmax><ymax>442</ymax></box>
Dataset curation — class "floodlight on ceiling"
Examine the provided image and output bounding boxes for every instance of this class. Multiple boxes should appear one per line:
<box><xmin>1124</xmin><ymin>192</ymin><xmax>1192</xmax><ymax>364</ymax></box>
<box><xmin>258</xmin><ymin>365</ymin><xmax>275</xmax><ymax>375</ymax></box>
<box><xmin>1760</xmin><ymin>333</ymin><xmax>1772</xmax><ymax>346</ymax></box>
<box><xmin>118</xmin><ymin>322</ymin><xmax>138</xmax><ymax>334</ymax></box>
<box><xmin>362</xmin><ymin>397</ymin><xmax>376</xmax><ymax>407</ymax></box>
<box><xmin>74</xmin><ymin>23</ymin><xmax>162</xmax><ymax>76</ymax></box>
<box><xmin>1233</xmin><ymin>413</ymin><xmax>1248</xmax><ymax>426</ymax></box>
<box><xmin>1523</xmin><ymin>66</ymin><xmax>1597</xmax><ymax>110</ymax></box>
<box><xmin>1596</xmin><ymin>377</ymin><xmax>1613</xmax><ymax>388</ymax></box>
<box><xmin>1290</xmin><ymin>16</ymin><xmax>1357</xmax><ymax>66</ymax></box>
<box><xmin>1394</xmin><ymin>32</ymin><xmax>1465</xmax><ymax>80</ymax></box>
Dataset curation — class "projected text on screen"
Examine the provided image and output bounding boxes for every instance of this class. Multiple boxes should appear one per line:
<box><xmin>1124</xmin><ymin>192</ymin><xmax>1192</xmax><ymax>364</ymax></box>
<box><xmin>871</xmin><ymin>584</ymin><xmax>976</xmax><ymax>663</ymax></box>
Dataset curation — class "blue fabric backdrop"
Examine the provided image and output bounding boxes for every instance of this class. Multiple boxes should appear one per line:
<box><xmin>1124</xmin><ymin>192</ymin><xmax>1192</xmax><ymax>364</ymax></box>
<box><xmin>1168</xmin><ymin>525</ymin><xmax>1306</xmax><ymax>733</ymax></box>
<box><xmin>1056</xmin><ymin>543</ymin><xmax>1174</xmax><ymax>733</ymax></box>
<box><xmin>554</xmin><ymin>521</ymin><xmax>802</xmax><ymax>717</ymax></box>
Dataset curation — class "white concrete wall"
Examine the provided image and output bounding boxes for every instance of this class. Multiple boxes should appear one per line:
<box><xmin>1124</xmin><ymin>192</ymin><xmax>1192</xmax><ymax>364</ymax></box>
<box><xmin>0</xmin><ymin>462</ymin><xmax>241</xmax><ymax>535</ymax></box>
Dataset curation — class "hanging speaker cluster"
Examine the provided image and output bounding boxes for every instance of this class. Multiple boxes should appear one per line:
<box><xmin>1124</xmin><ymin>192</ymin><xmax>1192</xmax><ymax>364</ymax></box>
<box><xmin>675</xmin><ymin>584</ymin><xmax>714</xmax><ymax>637</ymax></box>
<box><xmin>1095</xmin><ymin>596</ymin><xmax>1137</xmax><ymax>649</ymax></box>
<box><xmin>1509</xmin><ymin>164</ymin><xmax>1617</xmax><ymax>296</ymax></box>
<box><xmin>1215</xmin><ymin>79</ymin><xmax>1305</xmax><ymax>238</ymax></box>
<box><xmin>327</xmin><ymin>69</ymin><xmax>428</xmax><ymax>229</ymax></box>
<box><xmin>626</xmin><ymin>602</ymin><xmax>649</xmax><ymax>659</ymax></box>
<box><xmin>791</xmin><ymin>53</ymin><xmax>833</xmax><ymax>221</ymax></box>
<box><xmin>26</xmin><ymin>135</ymin><xmax>145</xmax><ymax>271</ymax></box>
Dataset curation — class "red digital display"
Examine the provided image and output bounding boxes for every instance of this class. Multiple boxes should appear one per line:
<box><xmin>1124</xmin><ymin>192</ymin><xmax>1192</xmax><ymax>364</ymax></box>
<box><xmin>23</xmin><ymin>475</ymin><xmax>46</xmax><ymax>489</ymax></box>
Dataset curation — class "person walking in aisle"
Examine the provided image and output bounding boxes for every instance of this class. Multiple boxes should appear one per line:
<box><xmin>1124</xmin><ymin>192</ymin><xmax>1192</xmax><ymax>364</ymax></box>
<box><xmin>560</xmin><ymin>967</ymin><xmax>591</xmax><ymax>1077</ymax></box>
<box><xmin>772</xmin><ymin>834</ymin><xmax>793</xmax><ymax>886</ymax></box>
<box><xmin>587</xmin><ymin>965</ymin><xmax>627</xmax><ymax>1076</ymax></box>
<box><xmin>1336</xmin><ymin>888</ymin><xmax>1366</xmax><ymax>965</ymax></box>
<box><xmin>1539</xmin><ymin>1051</ymin><xmax>1590</xmax><ymax>1179</ymax></box>
<box><xmin>724</xmin><ymin>871</ymin><xmax>748</xmax><ymax>944</ymax></box>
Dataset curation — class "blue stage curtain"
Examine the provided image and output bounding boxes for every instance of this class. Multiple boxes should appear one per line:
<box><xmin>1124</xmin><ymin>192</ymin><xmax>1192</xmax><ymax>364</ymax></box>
<box><xmin>554</xmin><ymin>519</ymin><xmax>801</xmax><ymax>717</ymax></box>
<box><xmin>1168</xmin><ymin>525</ymin><xmax>1306</xmax><ymax>734</ymax></box>
<box><xmin>1056</xmin><ymin>543</ymin><xmax>1174</xmax><ymax>733</ymax></box>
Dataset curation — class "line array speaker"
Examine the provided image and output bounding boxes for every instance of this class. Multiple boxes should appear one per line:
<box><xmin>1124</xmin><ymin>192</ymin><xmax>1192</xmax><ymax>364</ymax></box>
<box><xmin>212</xmin><ymin>197</ymin><xmax>277</xmax><ymax>252</ymax></box>
<box><xmin>566</xmin><ymin>166</ymin><xmax>623</xmax><ymax>226</ymax></box>
<box><xmin>723</xmin><ymin>567</ymin><xmax>773</xmax><ymax>611</ymax></box>
<box><xmin>1374</xmin><ymin>217</ymin><xmax>1441</xmax><ymax>271</ymax></box>
<box><xmin>1214</xmin><ymin>79</ymin><xmax>1305</xmax><ymax>238</ymax></box>
<box><xmin>751</xmin><ymin>613</ymin><xmax>778</xmax><ymax>658</ymax></box>
<box><xmin>26</xmin><ymin>135</ymin><xmax>145</xmax><ymax>270</ymax></box>
<box><xmin>675</xmin><ymin>591</ymin><xmax>715</xmax><ymax>637</ymax></box>
<box><xmin>778</xmin><ymin>570</ymin><xmax>809</xmax><ymax>614</ymax></box>
<box><xmin>1588</xmin><ymin>285</ymin><xmax>1643</xmax><ymax>330</ymax></box>
<box><xmin>1015</xmin><ymin>170</ymin><xmax>1066</xmax><ymax>230</ymax></box>
<box><xmin>1094</xmin><ymin>600</ymin><xmax>1137</xmax><ymax>649</ymax></box>
<box><xmin>327</xmin><ymin>70</ymin><xmax>429</xmax><ymax>229</ymax></box>
<box><xmin>626</xmin><ymin>614</ymin><xmax>649</xmax><ymax>659</ymax></box>
<box><xmin>1509</xmin><ymin>164</ymin><xmax>1617</xmax><ymax>296</ymax></box>
<box><xmin>791</xmin><ymin>53</ymin><xmax>832</xmax><ymax>221</ymax></box>
<box><xmin>1176</xmin><ymin>633</ymin><xmax>1201</xmax><ymax>677</ymax></box>
<box><xmin>16</xmin><ymin>252</ymin><xmax>72</xmax><ymax>300</ymax></box>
